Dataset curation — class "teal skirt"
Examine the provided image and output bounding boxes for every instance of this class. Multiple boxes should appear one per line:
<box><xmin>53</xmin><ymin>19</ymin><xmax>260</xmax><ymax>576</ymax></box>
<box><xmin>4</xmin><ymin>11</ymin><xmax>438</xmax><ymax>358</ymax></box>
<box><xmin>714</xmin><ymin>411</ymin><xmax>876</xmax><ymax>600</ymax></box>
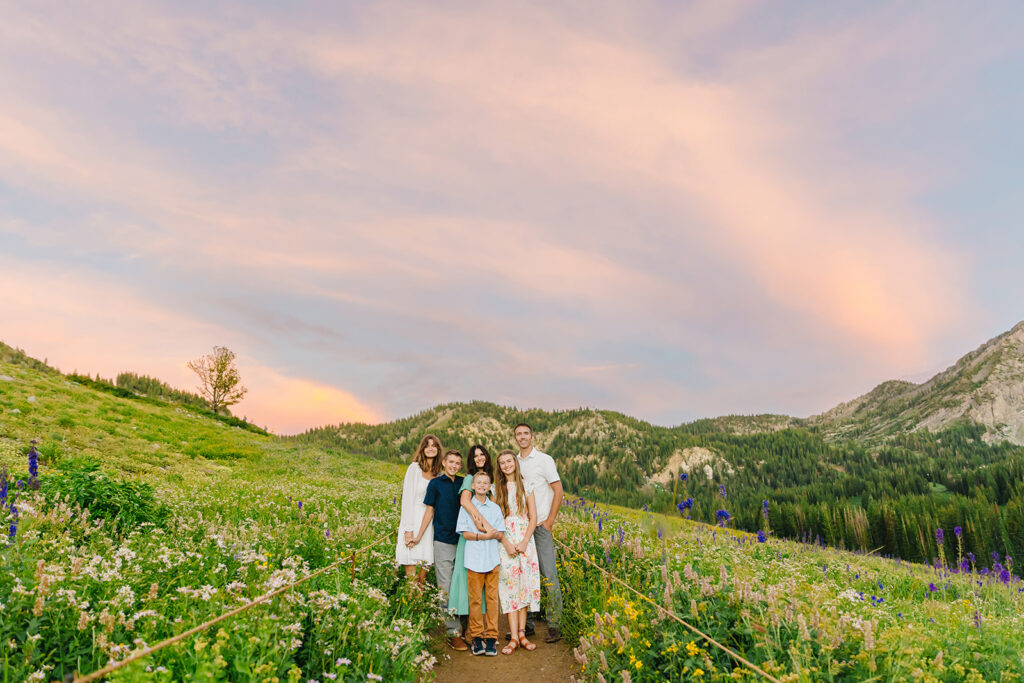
<box><xmin>447</xmin><ymin>534</ymin><xmax>485</xmax><ymax>615</ymax></box>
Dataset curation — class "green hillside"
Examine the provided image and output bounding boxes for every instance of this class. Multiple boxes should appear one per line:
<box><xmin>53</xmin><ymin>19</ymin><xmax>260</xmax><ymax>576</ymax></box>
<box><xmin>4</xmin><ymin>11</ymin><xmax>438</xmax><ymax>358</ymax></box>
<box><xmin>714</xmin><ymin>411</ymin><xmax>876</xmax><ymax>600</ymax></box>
<box><xmin>0</xmin><ymin>344</ymin><xmax>438</xmax><ymax>682</ymax></box>
<box><xmin>811</xmin><ymin>320</ymin><xmax>1024</xmax><ymax>444</ymax></box>
<box><xmin>3</xmin><ymin>345</ymin><xmax>1024</xmax><ymax>680</ymax></box>
<box><xmin>295</xmin><ymin>401</ymin><xmax>1024</xmax><ymax>566</ymax></box>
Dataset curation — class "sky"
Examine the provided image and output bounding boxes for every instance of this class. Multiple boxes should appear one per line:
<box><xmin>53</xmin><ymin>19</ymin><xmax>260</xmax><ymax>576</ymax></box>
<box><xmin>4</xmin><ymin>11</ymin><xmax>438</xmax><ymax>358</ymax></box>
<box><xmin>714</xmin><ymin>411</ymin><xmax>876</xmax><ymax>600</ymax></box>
<box><xmin>1</xmin><ymin>1</ymin><xmax>1022</xmax><ymax>434</ymax></box>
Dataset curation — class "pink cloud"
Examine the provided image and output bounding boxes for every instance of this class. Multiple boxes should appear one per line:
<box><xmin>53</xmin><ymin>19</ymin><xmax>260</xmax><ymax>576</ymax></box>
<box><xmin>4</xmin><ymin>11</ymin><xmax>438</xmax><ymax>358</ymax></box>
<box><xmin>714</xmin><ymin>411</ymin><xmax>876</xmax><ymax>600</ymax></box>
<box><xmin>299</xmin><ymin>5</ymin><xmax>966</xmax><ymax>363</ymax></box>
<box><xmin>0</xmin><ymin>258</ymin><xmax>378</xmax><ymax>432</ymax></box>
<box><xmin>0</xmin><ymin>2</ymin><xmax>991</xmax><ymax>423</ymax></box>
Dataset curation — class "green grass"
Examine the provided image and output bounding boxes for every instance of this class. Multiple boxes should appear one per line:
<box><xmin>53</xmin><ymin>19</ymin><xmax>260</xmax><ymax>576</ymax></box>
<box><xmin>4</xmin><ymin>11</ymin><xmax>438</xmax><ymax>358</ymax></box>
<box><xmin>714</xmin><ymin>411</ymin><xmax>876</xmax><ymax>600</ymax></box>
<box><xmin>1</xmin><ymin>357</ymin><xmax>441</xmax><ymax>682</ymax></box>
<box><xmin>555</xmin><ymin>501</ymin><xmax>1024</xmax><ymax>681</ymax></box>
<box><xmin>3</xmin><ymin>353</ymin><xmax>1024</xmax><ymax>681</ymax></box>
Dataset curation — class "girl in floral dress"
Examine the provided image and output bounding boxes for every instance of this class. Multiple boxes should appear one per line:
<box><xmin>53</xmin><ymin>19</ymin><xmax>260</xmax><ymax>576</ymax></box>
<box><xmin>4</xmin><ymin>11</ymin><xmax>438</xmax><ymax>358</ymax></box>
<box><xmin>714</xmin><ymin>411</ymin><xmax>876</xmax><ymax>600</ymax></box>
<box><xmin>494</xmin><ymin>449</ymin><xmax>540</xmax><ymax>654</ymax></box>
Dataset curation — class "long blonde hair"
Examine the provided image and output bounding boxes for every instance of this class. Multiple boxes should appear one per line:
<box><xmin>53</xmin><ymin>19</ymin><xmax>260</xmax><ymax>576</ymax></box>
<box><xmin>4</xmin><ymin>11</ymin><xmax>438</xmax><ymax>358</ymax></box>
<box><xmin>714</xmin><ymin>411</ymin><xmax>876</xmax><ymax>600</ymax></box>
<box><xmin>414</xmin><ymin>434</ymin><xmax>443</xmax><ymax>476</ymax></box>
<box><xmin>494</xmin><ymin>449</ymin><xmax>527</xmax><ymax>518</ymax></box>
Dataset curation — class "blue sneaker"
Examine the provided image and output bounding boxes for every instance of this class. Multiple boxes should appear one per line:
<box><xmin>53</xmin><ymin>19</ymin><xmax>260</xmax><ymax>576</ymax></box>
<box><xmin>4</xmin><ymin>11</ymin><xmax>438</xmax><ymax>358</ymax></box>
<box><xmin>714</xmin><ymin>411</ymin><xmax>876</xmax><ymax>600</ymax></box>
<box><xmin>471</xmin><ymin>637</ymin><xmax>485</xmax><ymax>656</ymax></box>
<box><xmin>485</xmin><ymin>638</ymin><xmax>498</xmax><ymax>656</ymax></box>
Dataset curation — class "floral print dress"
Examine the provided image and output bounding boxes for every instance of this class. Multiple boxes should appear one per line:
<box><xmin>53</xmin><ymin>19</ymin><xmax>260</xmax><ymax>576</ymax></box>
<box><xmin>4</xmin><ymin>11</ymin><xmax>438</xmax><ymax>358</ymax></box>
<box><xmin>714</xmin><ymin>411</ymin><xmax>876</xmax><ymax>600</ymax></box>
<box><xmin>497</xmin><ymin>481</ymin><xmax>541</xmax><ymax>613</ymax></box>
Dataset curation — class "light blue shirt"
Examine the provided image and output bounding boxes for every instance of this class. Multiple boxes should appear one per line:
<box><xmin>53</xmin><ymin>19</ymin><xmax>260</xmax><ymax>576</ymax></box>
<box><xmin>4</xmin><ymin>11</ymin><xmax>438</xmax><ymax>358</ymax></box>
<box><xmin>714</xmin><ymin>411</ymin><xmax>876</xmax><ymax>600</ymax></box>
<box><xmin>455</xmin><ymin>496</ymin><xmax>506</xmax><ymax>573</ymax></box>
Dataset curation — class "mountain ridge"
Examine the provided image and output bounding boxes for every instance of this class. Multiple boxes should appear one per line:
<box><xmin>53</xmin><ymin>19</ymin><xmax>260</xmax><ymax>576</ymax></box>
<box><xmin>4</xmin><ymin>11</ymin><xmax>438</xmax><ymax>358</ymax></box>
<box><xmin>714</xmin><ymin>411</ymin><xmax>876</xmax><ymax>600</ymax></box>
<box><xmin>810</xmin><ymin>320</ymin><xmax>1024</xmax><ymax>444</ymax></box>
<box><xmin>303</xmin><ymin>319</ymin><xmax>1024</xmax><ymax>448</ymax></box>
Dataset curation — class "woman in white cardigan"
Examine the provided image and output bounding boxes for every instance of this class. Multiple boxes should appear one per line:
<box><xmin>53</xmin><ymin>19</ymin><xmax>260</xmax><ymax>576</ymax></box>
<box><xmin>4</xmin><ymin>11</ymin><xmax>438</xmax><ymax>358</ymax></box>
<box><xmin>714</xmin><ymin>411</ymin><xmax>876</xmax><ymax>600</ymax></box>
<box><xmin>395</xmin><ymin>434</ymin><xmax>442</xmax><ymax>582</ymax></box>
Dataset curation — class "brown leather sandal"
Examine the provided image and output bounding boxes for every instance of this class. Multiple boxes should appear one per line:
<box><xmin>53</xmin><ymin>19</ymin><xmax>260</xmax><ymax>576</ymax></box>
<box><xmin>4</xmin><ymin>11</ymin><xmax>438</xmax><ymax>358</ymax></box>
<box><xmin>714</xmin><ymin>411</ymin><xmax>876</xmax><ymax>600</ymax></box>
<box><xmin>501</xmin><ymin>638</ymin><xmax>518</xmax><ymax>655</ymax></box>
<box><xmin>518</xmin><ymin>629</ymin><xmax>537</xmax><ymax>651</ymax></box>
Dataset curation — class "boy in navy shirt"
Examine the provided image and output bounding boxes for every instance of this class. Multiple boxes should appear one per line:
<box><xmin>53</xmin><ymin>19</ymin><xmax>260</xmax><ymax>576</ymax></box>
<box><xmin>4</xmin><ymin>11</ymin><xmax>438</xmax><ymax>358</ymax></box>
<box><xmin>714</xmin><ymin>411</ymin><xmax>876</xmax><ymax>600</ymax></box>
<box><xmin>455</xmin><ymin>470</ymin><xmax>506</xmax><ymax>656</ymax></box>
<box><xmin>422</xmin><ymin>450</ymin><xmax>468</xmax><ymax>650</ymax></box>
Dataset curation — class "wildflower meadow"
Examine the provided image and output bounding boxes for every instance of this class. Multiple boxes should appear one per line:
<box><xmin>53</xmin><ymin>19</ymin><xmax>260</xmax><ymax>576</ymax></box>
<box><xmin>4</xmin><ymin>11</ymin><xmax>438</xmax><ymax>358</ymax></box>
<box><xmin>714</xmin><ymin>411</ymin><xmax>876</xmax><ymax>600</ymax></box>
<box><xmin>1</xmin><ymin>361</ymin><xmax>440</xmax><ymax>682</ymax></box>
<box><xmin>555</xmin><ymin>497</ymin><xmax>1024</xmax><ymax>681</ymax></box>
<box><xmin>3</xmin><ymin>351</ymin><xmax>1024</xmax><ymax>682</ymax></box>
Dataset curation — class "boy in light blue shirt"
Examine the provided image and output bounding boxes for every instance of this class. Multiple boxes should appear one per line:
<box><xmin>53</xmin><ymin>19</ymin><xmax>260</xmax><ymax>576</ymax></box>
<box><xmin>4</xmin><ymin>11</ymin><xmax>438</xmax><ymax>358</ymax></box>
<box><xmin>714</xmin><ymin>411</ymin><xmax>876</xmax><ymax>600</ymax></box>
<box><xmin>455</xmin><ymin>471</ymin><xmax>506</xmax><ymax>656</ymax></box>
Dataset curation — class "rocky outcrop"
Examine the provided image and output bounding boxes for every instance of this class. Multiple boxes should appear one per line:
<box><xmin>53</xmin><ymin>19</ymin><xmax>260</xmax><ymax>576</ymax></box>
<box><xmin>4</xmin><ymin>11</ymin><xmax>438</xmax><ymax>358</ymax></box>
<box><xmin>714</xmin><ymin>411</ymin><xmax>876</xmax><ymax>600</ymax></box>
<box><xmin>812</xmin><ymin>321</ymin><xmax>1024</xmax><ymax>444</ymax></box>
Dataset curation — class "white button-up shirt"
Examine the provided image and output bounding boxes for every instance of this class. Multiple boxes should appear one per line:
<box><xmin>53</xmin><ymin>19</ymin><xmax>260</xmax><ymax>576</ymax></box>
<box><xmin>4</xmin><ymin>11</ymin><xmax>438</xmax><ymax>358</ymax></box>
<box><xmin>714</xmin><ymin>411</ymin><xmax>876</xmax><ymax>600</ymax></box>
<box><xmin>518</xmin><ymin>447</ymin><xmax>560</xmax><ymax>522</ymax></box>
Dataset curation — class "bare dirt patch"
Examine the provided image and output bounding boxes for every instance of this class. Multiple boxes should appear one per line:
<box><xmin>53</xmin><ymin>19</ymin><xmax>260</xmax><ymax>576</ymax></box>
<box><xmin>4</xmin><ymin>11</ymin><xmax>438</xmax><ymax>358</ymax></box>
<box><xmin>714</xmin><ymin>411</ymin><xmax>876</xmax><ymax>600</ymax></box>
<box><xmin>431</xmin><ymin>618</ymin><xmax>577</xmax><ymax>683</ymax></box>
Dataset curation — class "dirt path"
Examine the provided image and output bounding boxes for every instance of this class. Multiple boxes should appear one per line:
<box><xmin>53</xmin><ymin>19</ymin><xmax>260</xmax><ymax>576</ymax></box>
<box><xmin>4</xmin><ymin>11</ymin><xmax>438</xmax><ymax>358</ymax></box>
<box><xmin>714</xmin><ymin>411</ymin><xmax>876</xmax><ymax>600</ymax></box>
<box><xmin>432</xmin><ymin>617</ymin><xmax>578</xmax><ymax>683</ymax></box>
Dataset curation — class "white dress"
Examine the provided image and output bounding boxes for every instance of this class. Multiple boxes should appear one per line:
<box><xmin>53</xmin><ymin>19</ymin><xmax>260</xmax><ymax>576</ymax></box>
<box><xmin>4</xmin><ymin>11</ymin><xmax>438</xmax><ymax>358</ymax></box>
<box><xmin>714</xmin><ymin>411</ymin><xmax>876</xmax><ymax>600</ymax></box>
<box><xmin>395</xmin><ymin>463</ymin><xmax>434</xmax><ymax>565</ymax></box>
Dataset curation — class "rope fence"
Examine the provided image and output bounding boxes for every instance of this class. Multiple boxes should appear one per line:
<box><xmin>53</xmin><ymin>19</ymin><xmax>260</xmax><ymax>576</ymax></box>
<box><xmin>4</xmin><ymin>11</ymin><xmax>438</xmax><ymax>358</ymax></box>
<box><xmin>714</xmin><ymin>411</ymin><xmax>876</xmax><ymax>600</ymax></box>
<box><xmin>73</xmin><ymin>530</ymin><xmax>394</xmax><ymax>683</ymax></box>
<box><xmin>70</xmin><ymin>522</ymin><xmax>778</xmax><ymax>681</ymax></box>
<box><xmin>554</xmin><ymin>537</ymin><xmax>782</xmax><ymax>683</ymax></box>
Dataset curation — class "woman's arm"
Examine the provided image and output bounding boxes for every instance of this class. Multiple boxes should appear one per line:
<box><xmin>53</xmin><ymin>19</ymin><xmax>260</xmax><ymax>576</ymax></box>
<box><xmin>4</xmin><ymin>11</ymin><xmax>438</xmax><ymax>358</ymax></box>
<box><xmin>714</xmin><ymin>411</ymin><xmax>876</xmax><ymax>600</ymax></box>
<box><xmin>412</xmin><ymin>506</ymin><xmax>434</xmax><ymax>546</ymax></box>
<box><xmin>516</xmin><ymin>491</ymin><xmax>538</xmax><ymax>554</ymax></box>
<box><xmin>399</xmin><ymin>465</ymin><xmax>418</xmax><ymax>540</ymax></box>
<box><xmin>460</xmin><ymin>489</ymin><xmax>489</xmax><ymax>532</ymax></box>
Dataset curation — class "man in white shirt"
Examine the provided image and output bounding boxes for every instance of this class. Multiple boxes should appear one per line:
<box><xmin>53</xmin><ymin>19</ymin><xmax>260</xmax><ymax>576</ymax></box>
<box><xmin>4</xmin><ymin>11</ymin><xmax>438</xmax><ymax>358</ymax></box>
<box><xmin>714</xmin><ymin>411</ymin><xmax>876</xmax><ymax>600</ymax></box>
<box><xmin>515</xmin><ymin>422</ymin><xmax>564</xmax><ymax>643</ymax></box>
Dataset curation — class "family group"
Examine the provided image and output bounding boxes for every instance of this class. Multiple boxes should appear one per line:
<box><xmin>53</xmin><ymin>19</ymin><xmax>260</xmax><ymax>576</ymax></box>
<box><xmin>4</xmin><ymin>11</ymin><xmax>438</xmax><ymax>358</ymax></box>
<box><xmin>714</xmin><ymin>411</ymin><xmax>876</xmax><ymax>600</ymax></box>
<box><xmin>395</xmin><ymin>423</ymin><xmax>564</xmax><ymax>657</ymax></box>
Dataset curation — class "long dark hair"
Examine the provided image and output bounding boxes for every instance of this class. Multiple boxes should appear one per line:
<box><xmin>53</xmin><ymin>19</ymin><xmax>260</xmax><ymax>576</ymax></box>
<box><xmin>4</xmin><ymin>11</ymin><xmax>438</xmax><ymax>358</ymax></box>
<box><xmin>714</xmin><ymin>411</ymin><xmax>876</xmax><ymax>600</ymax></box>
<box><xmin>467</xmin><ymin>444</ymin><xmax>493</xmax><ymax>480</ymax></box>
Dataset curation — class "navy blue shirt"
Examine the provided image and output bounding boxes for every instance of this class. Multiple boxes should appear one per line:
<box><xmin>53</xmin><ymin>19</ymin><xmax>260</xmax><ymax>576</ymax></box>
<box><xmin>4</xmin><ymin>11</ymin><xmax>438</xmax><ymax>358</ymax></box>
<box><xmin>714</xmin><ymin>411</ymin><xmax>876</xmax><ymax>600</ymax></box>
<box><xmin>423</xmin><ymin>473</ymin><xmax>464</xmax><ymax>545</ymax></box>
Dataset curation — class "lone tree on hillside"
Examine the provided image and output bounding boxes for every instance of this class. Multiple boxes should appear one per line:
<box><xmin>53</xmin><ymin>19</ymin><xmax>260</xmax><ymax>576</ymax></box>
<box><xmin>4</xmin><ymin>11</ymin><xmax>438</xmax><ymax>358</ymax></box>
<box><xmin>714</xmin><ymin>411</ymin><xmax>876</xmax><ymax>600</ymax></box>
<box><xmin>187</xmin><ymin>346</ymin><xmax>248</xmax><ymax>414</ymax></box>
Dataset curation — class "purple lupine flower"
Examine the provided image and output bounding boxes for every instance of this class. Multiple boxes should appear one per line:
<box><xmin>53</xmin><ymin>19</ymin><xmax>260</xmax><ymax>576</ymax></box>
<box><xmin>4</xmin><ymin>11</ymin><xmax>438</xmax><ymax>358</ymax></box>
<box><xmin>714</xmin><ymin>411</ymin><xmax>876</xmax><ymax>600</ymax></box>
<box><xmin>756</xmin><ymin>530</ymin><xmax>767</xmax><ymax>543</ymax></box>
<box><xmin>928</xmin><ymin>583</ymin><xmax>938</xmax><ymax>592</ymax></box>
<box><xmin>1000</xmin><ymin>568</ymin><xmax>1012</xmax><ymax>585</ymax></box>
<box><xmin>992</xmin><ymin>551</ymin><xmax>1000</xmax><ymax>563</ymax></box>
<box><xmin>954</xmin><ymin>526</ymin><xmax>962</xmax><ymax>538</ymax></box>
<box><xmin>598</xmin><ymin>519</ymin><xmax>602</xmax><ymax>532</ymax></box>
<box><xmin>935</xmin><ymin>528</ymin><xmax>944</xmax><ymax>544</ymax></box>
<box><xmin>680</xmin><ymin>472</ymin><xmax>688</xmax><ymax>482</ymax></box>
<box><xmin>27</xmin><ymin>444</ymin><xmax>39</xmax><ymax>486</ymax></box>
<box><xmin>719</xmin><ymin>484</ymin><xmax>727</xmax><ymax>499</ymax></box>
<box><xmin>15</xmin><ymin>480</ymin><xmax>24</xmax><ymax>489</ymax></box>
<box><xmin>762</xmin><ymin>500</ymin><xmax>769</xmax><ymax>520</ymax></box>
<box><xmin>657</xmin><ymin>527</ymin><xmax>663</xmax><ymax>539</ymax></box>
<box><xmin>325</xmin><ymin>530</ymin><xmax>331</xmax><ymax>539</ymax></box>
<box><xmin>967</xmin><ymin>552</ymin><xmax>975</xmax><ymax>565</ymax></box>
<box><xmin>7</xmin><ymin>503</ymin><xmax>17</xmax><ymax>540</ymax></box>
<box><xmin>716</xmin><ymin>509</ymin><xmax>731</xmax><ymax>526</ymax></box>
<box><xmin>0</xmin><ymin>468</ymin><xmax>7</xmax><ymax>507</ymax></box>
<box><xmin>297</xmin><ymin>501</ymin><xmax>303</xmax><ymax>510</ymax></box>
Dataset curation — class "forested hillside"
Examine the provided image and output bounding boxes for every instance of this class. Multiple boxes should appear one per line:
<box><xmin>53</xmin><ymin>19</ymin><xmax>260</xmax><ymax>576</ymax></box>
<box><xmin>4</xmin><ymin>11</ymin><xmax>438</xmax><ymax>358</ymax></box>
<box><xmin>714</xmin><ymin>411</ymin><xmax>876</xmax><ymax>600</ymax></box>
<box><xmin>812</xmin><ymin>320</ymin><xmax>1024</xmax><ymax>444</ymax></box>
<box><xmin>294</xmin><ymin>402</ymin><xmax>1024</xmax><ymax>565</ymax></box>
<box><xmin>4</xmin><ymin>338</ymin><xmax>1022</xmax><ymax>681</ymax></box>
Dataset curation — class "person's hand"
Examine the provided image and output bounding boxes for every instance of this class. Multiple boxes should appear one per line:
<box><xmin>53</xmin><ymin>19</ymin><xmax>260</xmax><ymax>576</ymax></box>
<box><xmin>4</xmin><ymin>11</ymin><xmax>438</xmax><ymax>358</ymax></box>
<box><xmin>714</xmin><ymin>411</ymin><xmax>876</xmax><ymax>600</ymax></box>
<box><xmin>404</xmin><ymin>531</ymin><xmax>414</xmax><ymax>546</ymax></box>
<box><xmin>472</xmin><ymin>514</ymin><xmax>487</xmax><ymax>532</ymax></box>
<box><xmin>515</xmin><ymin>540</ymin><xmax>529</xmax><ymax>554</ymax></box>
<box><xmin>540</xmin><ymin>518</ymin><xmax>554</xmax><ymax>531</ymax></box>
<box><xmin>502</xmin><ymin>538</ymin><xmax>518</xmax><ymax>556</ymax></box>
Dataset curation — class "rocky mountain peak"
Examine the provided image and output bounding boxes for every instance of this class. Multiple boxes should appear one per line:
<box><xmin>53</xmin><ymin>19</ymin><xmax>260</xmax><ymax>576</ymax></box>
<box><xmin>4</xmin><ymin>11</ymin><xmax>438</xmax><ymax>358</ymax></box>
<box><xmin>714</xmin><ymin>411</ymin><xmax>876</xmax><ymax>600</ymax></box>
<box><xmin>814</xmin><ymin>321</ymin><xmax>1024</xmax><ymax>444</ymax></box>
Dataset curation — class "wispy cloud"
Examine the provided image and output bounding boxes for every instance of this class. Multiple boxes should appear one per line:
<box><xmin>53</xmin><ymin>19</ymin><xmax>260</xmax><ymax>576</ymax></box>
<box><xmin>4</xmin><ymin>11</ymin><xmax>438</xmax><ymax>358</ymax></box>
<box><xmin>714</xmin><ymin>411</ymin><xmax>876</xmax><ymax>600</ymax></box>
<box><xmin>0</xmin><ymin>1</ymin><xmax>1016</xmax><ymax>427</ymax></box>
<box><xmin>0</xmin><ymin>257</ymin><xmax>378</xmax><ymax>432</ymax></box>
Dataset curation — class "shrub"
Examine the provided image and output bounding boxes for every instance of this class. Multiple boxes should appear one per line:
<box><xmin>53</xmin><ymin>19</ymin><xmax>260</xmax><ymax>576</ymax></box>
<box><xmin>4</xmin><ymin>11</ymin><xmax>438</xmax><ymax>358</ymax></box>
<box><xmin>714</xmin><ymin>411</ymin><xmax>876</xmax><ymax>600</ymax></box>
<box><xmin>41</xmin><ymin>464</ymin><xmax>168</xmax><ymax>529</ymax></box>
